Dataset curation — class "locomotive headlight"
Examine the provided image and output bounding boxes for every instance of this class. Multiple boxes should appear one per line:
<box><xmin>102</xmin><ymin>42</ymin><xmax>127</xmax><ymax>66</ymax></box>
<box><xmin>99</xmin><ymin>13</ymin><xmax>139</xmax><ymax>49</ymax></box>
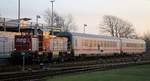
<box><xmin>38</xmin><ymin>52</ymin><xmax>42</xmax><ymax>55</ymax></box>
<box><xmin>29</xmin><ymin>49</ymin><xmax>31</xmax><ymax>51</ymax></box>
<box><xmin>67</xmin><ymin>51</ymin><xmax>71</xmax><ymax>54</ymax></box>
<box><xmin>14</xmin><ymin>48</ymin><xmax>16</xmax><ymax>51</ymax></box>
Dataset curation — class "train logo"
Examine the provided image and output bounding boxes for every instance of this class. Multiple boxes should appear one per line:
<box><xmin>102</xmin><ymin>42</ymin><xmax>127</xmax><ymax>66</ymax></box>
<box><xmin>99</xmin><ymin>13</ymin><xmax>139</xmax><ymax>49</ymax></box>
<box><xmin>16</xmin><ymin>38</ymin><xmax>27</xmax><ymax>44</ymax></box>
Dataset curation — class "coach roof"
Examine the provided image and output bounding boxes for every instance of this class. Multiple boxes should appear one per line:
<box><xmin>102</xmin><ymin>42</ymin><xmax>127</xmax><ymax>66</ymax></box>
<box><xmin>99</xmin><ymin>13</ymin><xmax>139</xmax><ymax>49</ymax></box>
<box><xmin>57</xmin><ymin>32</ymin><xmax>119</xmax><ymax>40</ymax></box>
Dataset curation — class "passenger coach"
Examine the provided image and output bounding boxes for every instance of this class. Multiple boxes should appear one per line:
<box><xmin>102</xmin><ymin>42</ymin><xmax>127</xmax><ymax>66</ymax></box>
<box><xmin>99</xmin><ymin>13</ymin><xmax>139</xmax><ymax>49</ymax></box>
<box><xmin>56</xmin><ymin>32</ymin><xmax>146</xmax><ymax>58</ymax></box>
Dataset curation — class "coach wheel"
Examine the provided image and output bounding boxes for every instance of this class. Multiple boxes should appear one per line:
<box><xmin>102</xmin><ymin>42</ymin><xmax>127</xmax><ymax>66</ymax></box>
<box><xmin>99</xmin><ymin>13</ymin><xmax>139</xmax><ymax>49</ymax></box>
<box><xmin>133</xmin><ymin>55</ymin><xmax>140</xmax><ymax>62</ymax></box>
<box><xmin>58</xmin><ymin>52</ymin><xmax>64</xmax><ymax>62</ymax></box>
<box><xmin>47</xmin><ymin>53</ymin><xmax>52</xmax><ymax>62</ymax></box>
<box><xmin>58</xmin><ymin>57</ymin><xmax>64</xmax><ymax>62</ymax></box>
<box><xmin>136</xmin><ymin>55</ymin><xmax>141</xmax><ymax>62</ymax></box>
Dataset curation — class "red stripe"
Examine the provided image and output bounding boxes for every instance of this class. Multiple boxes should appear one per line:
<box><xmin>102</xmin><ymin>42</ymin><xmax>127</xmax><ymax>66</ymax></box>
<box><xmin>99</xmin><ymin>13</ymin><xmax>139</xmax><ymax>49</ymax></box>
<box><xmin>74</xmin><ymin>48</ymin><xmax>120</xmax><ymax>51</ymax></box>
<box><xmin>74</xmin><ymin>48</ymin><xmax>144</xmax><ymax>51</ymax></box>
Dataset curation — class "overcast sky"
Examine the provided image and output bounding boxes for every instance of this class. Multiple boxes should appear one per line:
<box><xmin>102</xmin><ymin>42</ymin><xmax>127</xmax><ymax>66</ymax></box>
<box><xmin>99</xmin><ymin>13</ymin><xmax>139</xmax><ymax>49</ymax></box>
<box><xmin>0</xmin><ymin>0</ymin><xmax>150</xmax><ymax>36</ymax></box>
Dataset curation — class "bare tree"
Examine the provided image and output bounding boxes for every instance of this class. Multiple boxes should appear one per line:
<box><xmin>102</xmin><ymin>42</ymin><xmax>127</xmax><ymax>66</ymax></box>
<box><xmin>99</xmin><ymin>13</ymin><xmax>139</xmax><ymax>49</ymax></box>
<box><xmin>43</xmin><ymin>8</ymin><xmax>77</xmax><ymax>32</ymax></box>
<box><xmin>143</xmin><ymin>32</ymin><xmax>150</xmax><ymax>52</ymax></box>
<box><xmin>63</xmin><ymin>14</ymin><xmax>77</xmax><ymax>32</ymax></box>
<box><xmin>100</xmin><ymin>15</ymin><xmax>115</xmax><ymax>36</ymax></box>
<box><xmin>100</xmin><ymin>15</ymin><xmax>136</xmax><ymax>38</ymax></box>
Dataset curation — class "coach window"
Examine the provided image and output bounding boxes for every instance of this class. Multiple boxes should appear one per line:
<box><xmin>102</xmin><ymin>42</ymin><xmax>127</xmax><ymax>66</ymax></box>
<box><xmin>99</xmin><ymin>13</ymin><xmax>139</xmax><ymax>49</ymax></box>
<box><xmin>99</xmin><ymin>41</ymin><xmax>102</xmax><ymax>47</ymax></box>
<box><xmin>90</xmin><ymin>40</ymin><xmax>92</xmax><ymax>47</ymax></box>
<box><xmin>85</xmin><ymin>40</ymin><xmax>87</xmax><ymax>46</ymax></box>
<box><xmin>81</xmin><ymin>40</ymin><xmax>83</xmax><ymax>47</ymax></box>
<box><xmin>97</xmin><ymin>40</ymin><xmax>99</xmax><ymax>47</ymax></box>
<box><xmin>97</xmin><ymin>40</ymin><xmax>99</xmax><ymax>46</ymax></box>
<box><xmin>99</xmin><ymin>41</ymin><xmax>101</xmax><ymax>47</ymax></box>
<box><xmin>112</xmin><ymin>42</ymin><xmax>116</xmax><ymax>47</ymax></box>
<box><xmin>86</xmin><ymin>40</ymin><xmax>88</xmax><ymax>47</ymax></box>
<box><xmin>105</xmin><ymin>41</ymin><xmax>107</xmax><ymax>47</ymax></box>
<box><xmin>82</xmin><ymin>40</ymin><xmax>84</xmax><ymax>46</ymax></box>
<box><xmin>101</xmin><ymin>41</ymin><xmax>103</xmax><ymax>47</ymax></box>
<box><xmin>83</xmin><ymin>40</ymin><xmax>85</xmax><ymax>47</ymax></box>
<box><xmin>141</xmin><ymin>44</ymin><xmax>143</xmax><ymax>48</ymax></box>
<box><xmin>88</xmin><ymin>40</ymin><xmax>90</xmax><ymax>47</ymax></box>
<box><xmin>84</xmin><ymin>40</ymin><xmax>86</xmax><ymax>47</ymax></box>
<box><xmin>108</xmin><ymin>41</ymin><xmax>110</xmax><ymax>47</ymax></box>
<box><xmin>140</xmin><ymin>44</ymin><xmax>142</xmax><ymax>48</ymax></box>
<box><xmin>94</xmin><ymin>40</ymin><xmax>96</xmax><ymax>47</ymax></box>
<box><xmin>104</xmin><ymin>41</ymin><xmax>107</xmax><ymax>47</ymax></box>
<box><xmin>89</xmin><ymin>40</ymin><xmax>92</xmax><ymax>47</ymax></box>
<box><xmin>107</xmin><ymin>41</ymin><xmax>109</xmax><ymax>47</ymax></box>
<box><xmin>92</xmin><ymin>40</ymin><xmax>94</xmax><ymax>47</ymax></box>
<box><xmin>87</xmin><ymin>40</ymin><xmax>89</xmax><ymax>47</ymax></box>
<box><xmin>106</xmin><ymin>41</ymin><xmax>108</xmax><ymax>47</ymax></box>
<box><xmin>91</xmin><ymin>40</ymin><xmax>93</xmax><ymax>47</ymax></box>
<box><xmin>85</xmin><ymin>39</ymin><xmax>87</xmax><ymax>46</ymax></box>
<box><xmin>103</xmin><ymin>41</ymin><xmax>105</xmax><ymax>47</ymax></box>
<box><xmin>93</xmin><ymin>40</ymin><xmax>95</xmax><ymax>47</ymax></box>
<box><xmin>109</xmin><ymin>41</ymin><xmax>111</xmax><ymax>47</ymax></box>
<box><xmin>90</xmin><ymin>40</ymin><xmax>93</xmax><ymax>47</ymax></box>
<box><xmin>95</xmin><ymin>40</ymin><xmax>97</xmax><ymax>47</ymax></box>
<box><xmin>110</xmin><ymin>41</ymin><xmax>112</xmax><ymax>47</ymax></box>
<box><xmin>96</xmin><ymin>40</ymin><xmax>98</xmax><ymax>47</ymax></box>
<box><xmin>111</xmin><ymin>42</ymin><xmax>113</xmax><ymax>47</ymax></box>
<box><xmin>75</xmin><ymin>39</ymin><xmax>77</xmax><ymax>47</ymax></box>
<box><xmin>100</xmin><ymin>41</ymin><xmax>102</xmax><ymax>47</ymax></box>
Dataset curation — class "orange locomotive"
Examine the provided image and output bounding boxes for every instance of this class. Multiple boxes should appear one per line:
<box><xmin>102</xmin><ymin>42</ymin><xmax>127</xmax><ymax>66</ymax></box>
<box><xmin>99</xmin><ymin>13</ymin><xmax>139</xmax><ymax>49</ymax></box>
<box><xmin>11</xmin><ymin>32</ymin><xmax>68</xmax><ymax>64</ymax></box>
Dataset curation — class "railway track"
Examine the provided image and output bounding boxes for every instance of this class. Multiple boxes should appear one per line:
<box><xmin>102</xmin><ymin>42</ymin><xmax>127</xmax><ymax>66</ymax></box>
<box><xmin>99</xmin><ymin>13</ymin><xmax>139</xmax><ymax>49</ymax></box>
<box><xmin>1</xmin><ymin>52</ymin><xmax>150</xmax><ymax>73</ymax></box>
<box><xmin>0</xmin><ymin>60</ymin><xmax>98</xmax><ymax>73</ymax></box>
<box><xmin>0</xmin><ymin>60</ymin><xmax>150</xmax><ymax>81</ymax></box>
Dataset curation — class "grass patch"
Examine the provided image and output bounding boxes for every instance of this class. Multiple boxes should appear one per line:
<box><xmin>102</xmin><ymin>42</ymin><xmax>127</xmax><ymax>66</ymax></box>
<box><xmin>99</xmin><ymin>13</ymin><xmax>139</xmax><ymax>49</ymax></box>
<box><xmin>45</xmin><ymin>64</ymin><xmax>150</xmax><ymax>81</ymax></box>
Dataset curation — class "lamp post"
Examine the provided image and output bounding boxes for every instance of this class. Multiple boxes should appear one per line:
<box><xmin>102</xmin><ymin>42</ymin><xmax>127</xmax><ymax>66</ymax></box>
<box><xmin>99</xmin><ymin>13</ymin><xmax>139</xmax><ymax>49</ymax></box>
<box><xmin>50</xmin><ymin>0</ymin><xmax>55</xmax><ymax>35</ymax></box>
<box><xmin>18</xmin><ymin>0</ymin><xmax>20</xmax><ymax>32</ymax></box>
<box><xmin>3</xmin><ymin>18</ymin><xmax>6</xmax><ymax>31</ymax></box>
<box><xmin>35</xmin><ymin>15</ymin><xmax>40</xmax><ymax>35</ymax></box>
<box><xmin>36</xmin><ymin>15</ymin><xmax>41</xmax><ymax>27</ymax></box>
<box><xmin>83</xmin><ymin>24</ymin><xmax>87</xmax><ymax>33</ymax></box>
